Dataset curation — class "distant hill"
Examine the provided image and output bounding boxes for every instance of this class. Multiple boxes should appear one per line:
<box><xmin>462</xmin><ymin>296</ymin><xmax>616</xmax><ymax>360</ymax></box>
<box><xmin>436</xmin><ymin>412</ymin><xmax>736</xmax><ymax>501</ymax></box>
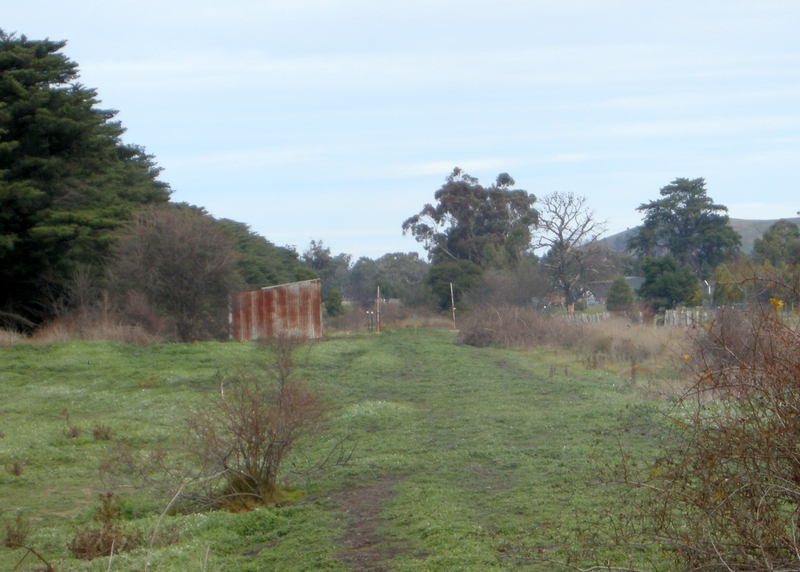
<box><xmin>599</xmin><ymin>217</ymin><xmax>800</xmax><ymax>255</ymax></box>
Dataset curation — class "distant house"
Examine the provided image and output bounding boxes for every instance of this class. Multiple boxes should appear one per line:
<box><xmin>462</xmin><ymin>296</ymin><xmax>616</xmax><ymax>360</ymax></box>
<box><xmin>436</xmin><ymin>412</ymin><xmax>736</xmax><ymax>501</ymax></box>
<box><xmin>230</xmin><ymin>279</ymin><xmax>323</xmax><ymax>341</ymax></box>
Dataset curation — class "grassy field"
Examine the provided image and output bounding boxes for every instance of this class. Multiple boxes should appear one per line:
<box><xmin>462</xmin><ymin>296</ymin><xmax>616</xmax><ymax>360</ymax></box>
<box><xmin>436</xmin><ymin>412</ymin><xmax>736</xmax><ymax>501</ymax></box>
<box><xmin>0</xmin><ymin>327</ymin><xmax>672</xmax><ymax>571</ymax></box>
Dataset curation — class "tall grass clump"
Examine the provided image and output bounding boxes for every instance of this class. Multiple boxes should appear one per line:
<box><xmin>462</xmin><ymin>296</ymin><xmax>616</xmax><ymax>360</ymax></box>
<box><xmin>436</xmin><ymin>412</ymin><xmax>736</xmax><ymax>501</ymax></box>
<box><xmin>585</xmin><ymin>317</ymin><xmax>678</xmax><ymax>364</ymax></box>
<box><xmin>0</xmin><ymin>328</ymin><xmax>25</xmax><ymax>347</ymax></box>
<box><xmin>31</xmin><ymin>318</ymin><xmax>162</xmax><ymax>345</ymax></box>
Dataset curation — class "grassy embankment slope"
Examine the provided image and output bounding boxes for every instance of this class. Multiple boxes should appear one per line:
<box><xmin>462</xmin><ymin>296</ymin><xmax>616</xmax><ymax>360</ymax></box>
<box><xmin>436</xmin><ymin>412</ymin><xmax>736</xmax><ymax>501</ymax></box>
<box><xmin>0</xmin><ymin>328</ymin><xmax>668</xmax><ymax>571</ymax></box>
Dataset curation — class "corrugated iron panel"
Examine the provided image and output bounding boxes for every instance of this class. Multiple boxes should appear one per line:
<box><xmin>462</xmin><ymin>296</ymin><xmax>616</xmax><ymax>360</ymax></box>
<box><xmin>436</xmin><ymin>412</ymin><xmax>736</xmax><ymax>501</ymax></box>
<box><xmin>231</xmin><ymin>279</ymin><xmax>322</xmax><ymax>341</ymax></box>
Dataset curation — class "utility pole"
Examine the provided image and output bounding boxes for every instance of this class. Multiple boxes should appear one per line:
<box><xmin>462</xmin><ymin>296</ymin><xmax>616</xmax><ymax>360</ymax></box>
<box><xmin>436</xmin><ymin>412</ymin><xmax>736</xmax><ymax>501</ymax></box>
<box><xmin>450</xmin><ymin>282</ymin><xmax>456</xmax><ymax>330</ymax></box>
<box><xmin>376</xmin><ymin>285</ymin><xmax>381</xmax><ymax>333</ymax></box>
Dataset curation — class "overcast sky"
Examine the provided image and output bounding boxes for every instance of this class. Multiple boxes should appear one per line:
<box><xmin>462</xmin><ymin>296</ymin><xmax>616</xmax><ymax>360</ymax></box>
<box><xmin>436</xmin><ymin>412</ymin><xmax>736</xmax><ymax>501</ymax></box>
<box><xmin>6</xmin><ymin>1</ymin><xmax>800</xmax><ymax>259</ymax></box>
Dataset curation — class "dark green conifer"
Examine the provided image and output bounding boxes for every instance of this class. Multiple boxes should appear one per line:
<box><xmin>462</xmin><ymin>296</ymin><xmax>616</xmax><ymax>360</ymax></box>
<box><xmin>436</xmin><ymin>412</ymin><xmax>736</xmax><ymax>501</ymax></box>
<box><xmin>0</xmin><ymin>31</ymin><xmax>170</xmax><ymax>324</ymax></box>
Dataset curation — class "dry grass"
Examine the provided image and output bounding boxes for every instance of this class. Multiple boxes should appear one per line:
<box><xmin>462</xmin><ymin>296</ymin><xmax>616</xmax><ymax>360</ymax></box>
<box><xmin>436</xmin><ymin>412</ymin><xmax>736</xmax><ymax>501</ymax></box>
<box><xmin>69</xmin><ymin>493</ymin><xmax>143</xmax><ymax>560</ymax></box>
<box><xmin>459</xmin><ymin>304</ymin><xmax>685</xmax><ymax>372</ymax></box>
<box><xmin>30</xmin><ymin>318</ymin><xmax>162</xmax><ymax>345</ymax></box>
<box><xmin>0</xmin><ymin>328</ymin><xmax>26</xmax><ymax>347</ymax></box>
<box><xmin>458</xmin><ymin>305</ymin><xmax>589</xmax><ymax>349</ymax></box>
<box><xmin>3</xmin><ymin>513</ymin><xmax>31</xmax><ymax>548</ymax></box>
<box><xmin>584</xmin><ymin>317</ymin><xmax>683</xmax><ymax>364</ymax></box>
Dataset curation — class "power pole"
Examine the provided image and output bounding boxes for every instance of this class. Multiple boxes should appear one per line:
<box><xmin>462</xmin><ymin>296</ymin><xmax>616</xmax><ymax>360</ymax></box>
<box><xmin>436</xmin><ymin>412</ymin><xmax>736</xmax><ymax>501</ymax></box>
<box><xmin>450</xmin><ymin>282</ymin><xmax>456</xmax><ymax>330</ymax></box>
<box><xmin>376</xmin><ymin>285</ymin><xmax>381</xmax><ymax>333</ymax></box>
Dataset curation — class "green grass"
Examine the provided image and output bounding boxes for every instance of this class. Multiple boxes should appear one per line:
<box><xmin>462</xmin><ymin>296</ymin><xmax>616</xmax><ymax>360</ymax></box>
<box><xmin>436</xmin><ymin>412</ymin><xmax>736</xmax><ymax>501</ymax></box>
<box><xmin>0</xmin><ymin>329</ymin><xmax>667</xmax><ymax>571</ymax></box>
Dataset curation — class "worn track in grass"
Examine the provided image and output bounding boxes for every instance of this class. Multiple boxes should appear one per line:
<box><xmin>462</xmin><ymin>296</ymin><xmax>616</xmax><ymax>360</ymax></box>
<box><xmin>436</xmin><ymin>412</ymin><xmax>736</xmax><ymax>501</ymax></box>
<box><xmin>331</xmin><ymin>473</ymin><xmax>407</xmax><ymax>571</ymax></box>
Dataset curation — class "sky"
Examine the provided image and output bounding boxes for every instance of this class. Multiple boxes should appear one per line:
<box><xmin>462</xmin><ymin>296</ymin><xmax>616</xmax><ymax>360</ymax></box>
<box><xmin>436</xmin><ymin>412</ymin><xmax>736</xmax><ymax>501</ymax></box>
<box><xmin>5</xmin><ymin>1</ymin><xmax>800</xmax><ymax>260</ymax></box>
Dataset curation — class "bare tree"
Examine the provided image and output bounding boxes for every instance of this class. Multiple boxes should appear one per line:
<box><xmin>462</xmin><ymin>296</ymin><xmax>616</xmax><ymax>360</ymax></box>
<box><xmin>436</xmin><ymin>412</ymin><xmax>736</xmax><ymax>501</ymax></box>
<box><xmin>533</xmin><ymin>192</ymin><xmax>613</xmax><ymax>309</ymax></box>
<box><xmin>108</xmin><ymin>205</ymin><xmax>241</xmax><ymax>341</ymax></box>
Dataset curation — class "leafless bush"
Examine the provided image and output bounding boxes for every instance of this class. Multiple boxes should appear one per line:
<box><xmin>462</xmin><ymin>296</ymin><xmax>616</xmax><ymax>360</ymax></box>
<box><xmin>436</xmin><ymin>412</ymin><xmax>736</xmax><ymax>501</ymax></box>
<box><xmin>3</xmin><ymin>512</ymin><xmax>31</xmax><ymax>548</ymax></box>
<box><xmin>458</xmin><ymin>305</ymin><xmax>588</xmax><ymax>349</ymax></box>
<box><xmin>189</xmin><ymin>336</ymin><xmax>328</xmax><ymax>508</ymax></box>
<box><xmin>101</xmin><ymin>336</ymin><xmax>334</xmax><ymax>511</ymax></box>
<box><xmin>691</xmin><ymin>305</ymin><xmax>765</xmax><ymax>372</ymax></box>
<box><xmin>69</xmin><ymin>493</ymin><xmax>142</xmax><ymax>560</ymax></box>
<box><xmin>108</xmin><ymin>204</ymin><xmax>241</xmax><ymax>342</ymax></box>
<box><xmin>92</xmin><ymin>424</ymin><xmax>113</xmax><ymax>441</ymax></box>
<box><xmin>628</xmin><ymin>304</ymin><xmax>800</xmax><ymax>570</ymax></box>
<box><xmin>526</xmin><ymin>302</ymin><xmax>800</xmax><ymax>571</ymax></box>
<box><xmin>117</xmin><ymin>291</ymin><xmax>171</xmax><ymax>338</ymax></box>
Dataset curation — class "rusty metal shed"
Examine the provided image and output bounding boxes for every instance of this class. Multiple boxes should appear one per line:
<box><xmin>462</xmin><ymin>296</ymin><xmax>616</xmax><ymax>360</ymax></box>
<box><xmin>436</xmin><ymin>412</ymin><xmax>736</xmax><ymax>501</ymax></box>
<box><xmin>231</xmin><ymin>279</ymin><xmax>323</xmax><ymax>341</ymax></box>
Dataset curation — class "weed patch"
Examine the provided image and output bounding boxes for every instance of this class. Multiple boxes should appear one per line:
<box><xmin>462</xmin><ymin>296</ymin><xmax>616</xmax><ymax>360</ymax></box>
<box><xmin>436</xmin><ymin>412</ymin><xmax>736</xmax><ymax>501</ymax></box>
<box><xmin>69</xmin><ymin>493</ymin><xmax>143</xmax><ymax>560</ymax></box>
<box><xmin>92</xmin><ymin>423</ymin><xmax>113</xmax><ymax>441</ymax></box>
<box><xmin>3</xmin><ymin>512</ymin><xmax>31</xmax><ymax>547</ymax></box>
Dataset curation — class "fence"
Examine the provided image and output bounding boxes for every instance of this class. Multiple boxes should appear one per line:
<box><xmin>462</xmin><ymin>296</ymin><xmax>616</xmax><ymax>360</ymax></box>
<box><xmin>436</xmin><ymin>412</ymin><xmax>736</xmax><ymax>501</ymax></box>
<box><xmin>662</xmin><ymin>309</ymin><xmax>714</xmax><ymax>327</ymax></box>
<box><xmin>562</xmin><ymin>311</ymin><xmax>612</xmax><ymax>323</ymax></box>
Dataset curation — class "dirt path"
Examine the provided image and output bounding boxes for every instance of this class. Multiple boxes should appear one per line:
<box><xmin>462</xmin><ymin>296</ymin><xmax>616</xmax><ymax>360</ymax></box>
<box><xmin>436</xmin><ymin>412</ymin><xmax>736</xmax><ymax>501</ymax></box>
<box><xmin>330</xmin><ymin>473</ymin><xmax>406</xmax><ymax>571</ymax></box>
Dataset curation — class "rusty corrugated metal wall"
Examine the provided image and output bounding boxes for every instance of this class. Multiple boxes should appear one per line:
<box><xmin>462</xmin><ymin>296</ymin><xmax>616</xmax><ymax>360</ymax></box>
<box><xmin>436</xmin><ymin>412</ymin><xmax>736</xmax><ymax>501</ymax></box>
<box><xmin>231</xmin><ymin>279</ymin><xmax>323</xmax><ymax>341</ymax></box>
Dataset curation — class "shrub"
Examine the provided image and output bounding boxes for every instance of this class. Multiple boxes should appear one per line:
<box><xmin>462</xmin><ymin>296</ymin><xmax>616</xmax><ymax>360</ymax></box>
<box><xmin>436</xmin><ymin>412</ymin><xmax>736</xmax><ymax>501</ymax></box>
<box><xmin>69</xmin><ymin>493</ymin><xmax>142</xmax><ymax>560</ymax></box>
<box><xmin>458</xmin><ymin>305</ymin><xmax>588</xmax><ymax>349</ymax></box>
<box><xmin>92</xmin><ymin>424</ymin><xmax>113</xmax><ymax>441</ymax></box>
<box><xmin>574</xmin><ymin>303</ymin><xmax>800</xmax><ymax>571</ymax></box>
<box><xmin>324</xmin><ymin>287</ymin><xmax>345</xmax><ymax>316</ymax></box>
<box><xmin>639</xmin><ymin>305</ymin><xmax>800</xmax><ymax>569</ymax></box>
<box><xmin>188</xmin><ymin>336</ymin><xmax>328</xmax><ymax>507</ymax></box>
<box><xmin>108</xmin><ymin>204</ymin><xmax>241</xmax><ymax>341</ymax></box>
<box><xmin>99</xmin><ymin>336</ymin><xmax>334</xmax><ymax>511</ymax></box>
<box><xmin>6</xmin><ymin>460</ymin><xmax>25</xmax><ymax>476</ymax></box>
<box><xmin>605</xmin><ymin>276</ymin><xmax>633</xmax><ymax>312</ymax></box>
<box><xmin>3</xmin><ymin>512</ymin><xmax>31</xmax><ymax>548</ymax></box>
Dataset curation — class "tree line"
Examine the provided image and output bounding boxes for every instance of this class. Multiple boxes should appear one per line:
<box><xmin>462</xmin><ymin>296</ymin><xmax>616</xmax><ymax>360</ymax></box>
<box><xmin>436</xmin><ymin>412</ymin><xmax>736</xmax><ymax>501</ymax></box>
<box><xmin>3</xmin><ymin>30</ymin><xmax>797</xmax><ymax>340</ymax></box>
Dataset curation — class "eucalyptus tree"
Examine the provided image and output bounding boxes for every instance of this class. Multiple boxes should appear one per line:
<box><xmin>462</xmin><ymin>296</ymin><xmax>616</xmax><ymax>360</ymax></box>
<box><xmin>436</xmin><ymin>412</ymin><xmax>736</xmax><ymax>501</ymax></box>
<box><xmin>753</xmin><ymin>219</ymin><xmax>800</xmax><ymax>268</ymax></box>
<box><xmin>402</xmin><ymin>168</ymin><xmax>538</xmax><ymax>269</ymax></box>
<box><xmin>403</xmin><ymin>168</ymin><xmax>538</xmax><ymax>309</ymax></box>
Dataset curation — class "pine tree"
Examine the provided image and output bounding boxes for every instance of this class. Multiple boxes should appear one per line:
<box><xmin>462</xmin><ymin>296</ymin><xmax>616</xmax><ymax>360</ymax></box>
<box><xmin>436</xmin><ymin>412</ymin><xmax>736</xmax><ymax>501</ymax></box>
<box><xmin>0</xmin><ymin>31</ymin><xmax>170</xmax><ymax>324</ymax></box>
<box><xmin>627</xmin><ymin>178</ymin><xmax>740</xmax><ymax>279</ymax></box>
<box><xmin>605</xmin><ymin>276</ymin><xmax>633</xmax><ymax>311</ymax></box>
